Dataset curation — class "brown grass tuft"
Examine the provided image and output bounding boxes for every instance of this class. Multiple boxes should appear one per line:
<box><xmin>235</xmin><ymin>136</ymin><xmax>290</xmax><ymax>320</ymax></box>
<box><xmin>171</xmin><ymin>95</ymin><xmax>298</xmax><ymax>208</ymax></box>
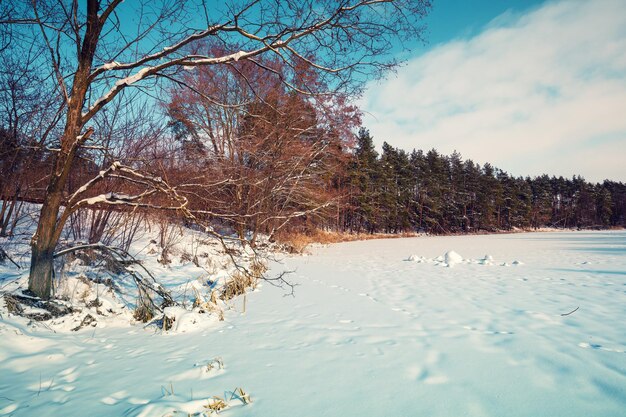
<box><xmin>274</xmin><ymin>229</ymin><xmax>419</xmax><ymax>254</ymax></box>
<box><xmin>220</xmin><ymin>271</ymin><xmax>255</xmax><ymax>301</ymax></box>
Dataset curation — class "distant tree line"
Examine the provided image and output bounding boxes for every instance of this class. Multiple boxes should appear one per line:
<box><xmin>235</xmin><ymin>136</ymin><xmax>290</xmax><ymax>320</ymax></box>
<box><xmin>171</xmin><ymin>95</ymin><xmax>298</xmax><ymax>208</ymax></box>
<box><xmin>332</xmin><ymin>128</ymin><xmax>626</xmax><ymax>234</ymax></box>
<box><xmin>3</xmin><ymin>122</ymin><xmax>625</xmax><ymax>242</ymax></box>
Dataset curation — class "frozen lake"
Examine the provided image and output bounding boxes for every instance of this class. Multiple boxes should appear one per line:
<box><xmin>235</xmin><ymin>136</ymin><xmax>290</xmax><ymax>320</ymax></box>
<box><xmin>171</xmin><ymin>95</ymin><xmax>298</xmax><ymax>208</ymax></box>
<box><xmin>1</xmin><ymin>231</ymin><xmax>625</xmax><ymax>416</ymax></box>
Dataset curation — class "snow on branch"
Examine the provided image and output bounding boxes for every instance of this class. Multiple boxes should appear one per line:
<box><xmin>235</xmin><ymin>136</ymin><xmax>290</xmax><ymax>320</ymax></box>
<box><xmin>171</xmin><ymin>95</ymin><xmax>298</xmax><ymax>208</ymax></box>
<box><xmin>83</xmin><ymin>0</ymin><xmax>403</xmax><ymax>122</ymax></box>
<box><xmin>82</xmin><ymin>47</ymin><xmax>269</xmax><ymax>122</ymax></box>
<box><xmin>89</xmin><ymin>23</ymin><xmax>228</xmax><ymax>79</ymax></box>
<box><xmin>67</xmin><ymin>161</ymin><xmax>122</xmax><ymax>205</ymax></box>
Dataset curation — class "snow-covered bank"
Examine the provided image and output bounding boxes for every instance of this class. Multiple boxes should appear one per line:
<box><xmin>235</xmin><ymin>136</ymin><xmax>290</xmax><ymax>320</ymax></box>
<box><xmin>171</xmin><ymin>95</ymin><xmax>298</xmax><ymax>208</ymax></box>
<box><xmin>1</xmin><ymin>231</ymin><xmax>625</xmax><ymax>416</ymax></box>
<box><xmin>0</xmin><ymin>210</ymin><xmax>269</xmax><ymax>333</ymax></box>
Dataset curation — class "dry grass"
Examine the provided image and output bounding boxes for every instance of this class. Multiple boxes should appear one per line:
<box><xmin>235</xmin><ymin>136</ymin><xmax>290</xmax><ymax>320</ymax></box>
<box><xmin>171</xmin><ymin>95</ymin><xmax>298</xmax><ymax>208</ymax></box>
<box><xmin>229</xmin><ymin>387</ymin><xmax>251</xmax><ymax>404</ymax></box>
<box><xmin>275</xmin><ymin>229</ymin><xmax>420</xmax><ymax>254</ymax></box>
<box><xmin>134</xmin><ymin>304</ymin><xmax>155</xmax><ymax>323</ymax></box>
<box><xmin>205</xmin><ymin>396</ymin><xmax>228</xmax><ymax>413</ymax></box>
<box><xmin>193</xmin><ymin>289</ymin><xmax>225</xmax><ymax>320</ymax></box>
<box><xmin>205</xmin><ymin>357</ymin><xmax>224</xmax><ymax>372</ymax></box>
<box><xmin>4</xmin><ymin>294</ymin><xmax>22</xmax><ymax>315</ymax></box>
<box><xmin>220</xmin><ymin>259</ymin><xmax>267</xmax><ymax>301</ymax></box>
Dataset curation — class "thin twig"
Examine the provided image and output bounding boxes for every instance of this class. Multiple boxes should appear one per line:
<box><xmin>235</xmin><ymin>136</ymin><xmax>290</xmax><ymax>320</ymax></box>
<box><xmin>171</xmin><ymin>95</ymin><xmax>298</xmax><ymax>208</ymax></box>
<box><xmin>0</xmin><ymin>247</ymin><xmax>21</xmax><ymax>269</ymax></box>
<box><xmin>561</xmin><ymin>306</ymin><xmax>579</xmax><ymax>316</ymax></box>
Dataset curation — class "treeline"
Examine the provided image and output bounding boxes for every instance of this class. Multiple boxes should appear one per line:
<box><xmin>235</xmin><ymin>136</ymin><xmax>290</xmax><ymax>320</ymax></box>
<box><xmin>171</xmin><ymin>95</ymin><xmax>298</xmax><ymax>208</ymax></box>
<box><xmin>335</xmin><ymin>129</ymin><xmax>626</xmax><ymax>234</ymax></box>
<box><xmin>3</xmin><ymin>122</ymin><xmax>626</xmax><ymax>241</ymax></box>
<box><xmin>1</xmin><ymin>44</ymin><xmax>624</xmax><ymax>241</ymax></box>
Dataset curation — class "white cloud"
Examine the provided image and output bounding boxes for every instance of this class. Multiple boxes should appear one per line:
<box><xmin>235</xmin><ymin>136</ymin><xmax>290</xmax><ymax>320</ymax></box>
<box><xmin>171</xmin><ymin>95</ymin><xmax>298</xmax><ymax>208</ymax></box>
<box><xmin>361</xmin><ymin>0</ymin><xmax>626</xmax><ymax>182</ymax></box>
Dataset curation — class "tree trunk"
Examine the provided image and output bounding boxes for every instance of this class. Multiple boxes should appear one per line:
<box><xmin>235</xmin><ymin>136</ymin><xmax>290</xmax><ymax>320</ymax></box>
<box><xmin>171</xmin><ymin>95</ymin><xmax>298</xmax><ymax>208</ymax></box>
<box><xmin>28</xmin><ymin>243</ymin><xmax>55</xmax><ymax>299</ymax></box>
<box><xmin>28</xmin><ymin>187</ymin><xmax>64</xmax><ymax>299</ymax></box>
<box><xmin>26</xmin><ymin>88</ymin><xmax>92</xmax><ymax>299</ymax></box>
<box><xmin>28</xmin><ymin>0</ymin><xmax>103</xmax><ymax>299</ymax></box>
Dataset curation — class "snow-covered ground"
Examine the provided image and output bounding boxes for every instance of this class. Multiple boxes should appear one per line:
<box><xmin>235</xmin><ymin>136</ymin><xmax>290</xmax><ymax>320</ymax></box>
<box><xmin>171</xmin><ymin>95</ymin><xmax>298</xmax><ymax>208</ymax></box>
<box><xmin>1</xmin><ymin>231</ymin><xmax>625</xmax><ymax>416</ymax></box>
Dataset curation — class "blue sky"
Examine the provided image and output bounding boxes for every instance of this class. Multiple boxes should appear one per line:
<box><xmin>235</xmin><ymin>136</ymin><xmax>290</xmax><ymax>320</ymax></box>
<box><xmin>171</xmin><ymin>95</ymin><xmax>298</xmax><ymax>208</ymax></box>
<box><xmin>421</xmin><ymin>0</ymin><xmax>545</xmax><ymax>47</ymax></box>
<box><xmin>361</xmin><ymin>0</ymin><xmax>626</xmax><ymax>182</ymax></box>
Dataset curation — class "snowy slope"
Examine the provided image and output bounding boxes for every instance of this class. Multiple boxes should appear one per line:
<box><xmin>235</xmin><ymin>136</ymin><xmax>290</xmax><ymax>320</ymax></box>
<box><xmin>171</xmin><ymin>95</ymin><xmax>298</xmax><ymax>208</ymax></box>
<box><xmin>1</xmin><ymin>231</ymin><xmax>625</xmax><ymax>416</ymax></box>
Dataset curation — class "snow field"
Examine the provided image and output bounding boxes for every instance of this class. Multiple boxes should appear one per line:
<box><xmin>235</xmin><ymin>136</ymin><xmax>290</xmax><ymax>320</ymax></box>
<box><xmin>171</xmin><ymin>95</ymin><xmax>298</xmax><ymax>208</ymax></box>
<box><xmin>1</xmin><ymin>231</ymin><xmax>625</xmax><ymax>416</ymax></box>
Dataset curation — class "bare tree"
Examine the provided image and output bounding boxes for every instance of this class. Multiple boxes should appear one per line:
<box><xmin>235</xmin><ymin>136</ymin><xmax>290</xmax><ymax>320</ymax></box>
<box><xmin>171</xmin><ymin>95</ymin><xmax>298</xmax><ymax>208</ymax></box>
<box><xmin>5</xmin><ymin>0</ymin><xmax>430</xmax><ymax>299</ymax></box>
<box><xmin>166</xmin><ymin>52</ymin><xmax>360</xmax><ymax>244</ymax></box>
<box><xmin>0</xmin><ymin>28</ymin><xmax>63</xmax><ymax>236</ymax></box>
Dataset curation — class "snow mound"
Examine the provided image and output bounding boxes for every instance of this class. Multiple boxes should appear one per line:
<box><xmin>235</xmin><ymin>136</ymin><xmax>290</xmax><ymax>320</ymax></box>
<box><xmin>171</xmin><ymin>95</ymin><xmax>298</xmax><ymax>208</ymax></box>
<box><xmin>404</xmin><ymin>251</ymin><xmax>522</xmax><ymax>268</ymax></box>
<box><xmin>444</xmin><ymin>250</ymin><xmax>463</xmax><ymax>267</ymax></box>
<box><xmin>163</xmin><ymin>306</ymin><xmax>219</xmax><ymax>333</ymax></box>
<box><xmin>406</xmin><ymin>254</ymin><xmax>424</xmax><ymax>262</ymax></box>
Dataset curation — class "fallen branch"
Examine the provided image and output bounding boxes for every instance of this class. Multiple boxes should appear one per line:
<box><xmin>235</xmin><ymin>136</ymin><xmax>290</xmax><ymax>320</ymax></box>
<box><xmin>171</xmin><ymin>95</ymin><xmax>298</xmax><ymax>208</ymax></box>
<box><xmin>561</xmin><ymin>306</ymin><xmax>579</xmax><ymax>316</ymax></box>
<box><xmin>54</xmin><ymin>243</ymin><xmax>176</xmax><ymax>315</ymax></box>
<box><xmin>3</xmin><ymin>293</ymin><xmax>73</xmax><ymax>321</ymax></box>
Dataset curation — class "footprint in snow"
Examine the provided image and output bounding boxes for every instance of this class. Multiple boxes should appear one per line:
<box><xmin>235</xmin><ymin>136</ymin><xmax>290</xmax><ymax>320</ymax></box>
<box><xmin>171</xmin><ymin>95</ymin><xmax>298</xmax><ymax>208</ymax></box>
<box><xmin>578</xmin><ymin>342</ymin><xmax>625</xmax><ymax>353</ymax></box>
<box><xmin>358</xmin><ymin>293</ymin><xmax>379</xmax><ymax>303</ymax></box>
<box><xmin>101</xmin><ymin>390</ymin><xmax>129</xmax><ymax>405</ymax></box>
<box><xmin>391</xmin><ymin>307</ymin><xmax>413</xmax><ymax>316</ymax></box>
<box><xmin>463</xmin><ymin>326</ymin><xmax>513</xmax><ymax>335</ymax></box>
<box><xmin>125</xmin><ymin>347</ymin><xmax>148</xmax><ymax>357</ymax></box>
<box><xmin>409</xmin><ymin>366</ymin><xmax>449</xmax><ymax>385</ymax></box>
<box><xmin>0</xmin><ymin>403</ymin><xmax>19</xmax><ymax>415</ymax></box>
<box><xmin>424</xmin><ymin>374</ymin><xmax>449</xmax><ymax>385</ymax></box>
<box><xmin>58</xmin><ymin>366</ymin><xmax>79</xmax><ymax>383</ymax></box>
<box><xmin>101</xmin><ymin>397</ymin><xmax>118</xmax><ymax>405</ymax></box>
<box><xmin>127</xmin><ymin>397</ymin><xmax>150</xmax><ymax>405</ymax></box>
<box><xmin>52</xmin><ymin>393</ymin><xmax>71</xmax><ymax>404</ymax></box>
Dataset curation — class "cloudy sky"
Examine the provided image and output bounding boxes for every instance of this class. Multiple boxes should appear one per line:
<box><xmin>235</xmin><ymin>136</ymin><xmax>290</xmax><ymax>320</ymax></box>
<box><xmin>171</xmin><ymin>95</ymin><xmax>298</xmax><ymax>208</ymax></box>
<box><xmin>361</xmin><ymin>0</ymin><xmax>626</xmax><ymax>182</ymax></box>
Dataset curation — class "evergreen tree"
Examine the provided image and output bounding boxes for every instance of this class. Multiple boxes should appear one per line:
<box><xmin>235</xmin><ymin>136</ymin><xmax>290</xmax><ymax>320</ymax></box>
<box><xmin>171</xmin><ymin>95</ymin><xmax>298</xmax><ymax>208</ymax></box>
<box><xmin>339</xmin><ymin>128</ymin><xmax>625</xmax><ymax>234</ymax></box>
<box><xmin>595</xmin><ymin>185</ymin><xmax>612</xmax><ymax>227</ymax></box>
<box><xmin>348</xmin><ymin>128</ymin><xmax>380</xmax><ymax>232</ymax></box>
